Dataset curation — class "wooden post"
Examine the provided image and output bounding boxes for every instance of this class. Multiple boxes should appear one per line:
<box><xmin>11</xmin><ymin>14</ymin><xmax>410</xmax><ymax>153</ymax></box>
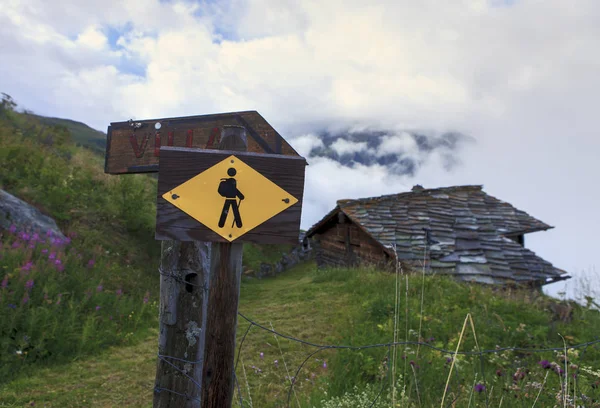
<box><xmin>154</xmin><ymin>240</ymin><xmax>210</xmax><ymax>407</ymax></box>
<box><xmin>201</xmin><ymin>126</ymin><xmax>247</xmax><ymax>408</ymax></box>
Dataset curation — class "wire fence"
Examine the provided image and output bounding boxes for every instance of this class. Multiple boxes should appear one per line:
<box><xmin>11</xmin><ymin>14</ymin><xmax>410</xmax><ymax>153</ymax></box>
<box><xmin>153</xmin><ymin>307</ymin><xmax>600</xmax><ymax>407</ymax></box>
<box><xmin>154</xmin><ymin>243</ymin><xmax>600</xmax><ymax>407</ymax></box>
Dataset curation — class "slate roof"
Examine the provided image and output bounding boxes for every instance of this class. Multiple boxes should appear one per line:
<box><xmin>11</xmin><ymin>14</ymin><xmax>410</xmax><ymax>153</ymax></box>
<box><xmin>307</xmin><ymin>185</ymin><xmax>570</xmax><ymax>286</ymax></box>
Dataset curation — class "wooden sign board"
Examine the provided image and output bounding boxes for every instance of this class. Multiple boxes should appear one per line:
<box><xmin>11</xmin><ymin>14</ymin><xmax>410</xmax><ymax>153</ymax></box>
<box><xmin>156</xmin><ymin>147</ymin><xmax>306</xmax><ymax>244</ymax></box>
<box><xmin>105</xmin><ymin>111</ymin><xmax>300</xmax><ymax>174</ymax></box>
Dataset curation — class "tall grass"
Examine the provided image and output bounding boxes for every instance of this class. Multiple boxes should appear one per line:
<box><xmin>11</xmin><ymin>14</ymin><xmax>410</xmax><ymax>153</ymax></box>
<box><xmin>0</xmin><ymin>95</ymin><xmax>160</xmax><ymax>382</ymax></box>
<box><xmin>0</xmin><ymin>226</ymin><xmax>157</xmax><ymax>381</ymax></box>
<box><xmin>309</xmin><ymin>266</ymin><xmax>600</xmax><ymax>407</ymax></box>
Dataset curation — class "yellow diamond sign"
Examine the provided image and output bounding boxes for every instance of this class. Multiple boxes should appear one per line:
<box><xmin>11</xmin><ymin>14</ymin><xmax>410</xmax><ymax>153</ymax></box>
<box><xmin>162</xmin><ymin>155</ymin><xmax>298</xmax><ymax>242</ymax></box>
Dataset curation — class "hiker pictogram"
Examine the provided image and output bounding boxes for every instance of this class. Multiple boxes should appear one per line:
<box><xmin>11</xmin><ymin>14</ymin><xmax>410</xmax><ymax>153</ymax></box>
<box><xmin>218</xmin><ymin>168</ymin><xmax>244</xmax><ymax>228</ymax></box>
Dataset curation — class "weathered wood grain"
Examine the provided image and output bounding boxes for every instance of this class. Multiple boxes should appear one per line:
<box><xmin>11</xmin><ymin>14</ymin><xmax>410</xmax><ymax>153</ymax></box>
<box><xmin>154</xmin><ymin>240</ymin><xmax>210</xmax><ymax>408</ymax></box>
<box><xmin>201</xmin><ymin>242</ymin><xmax>243</xmax><ymax>408</ymax></box>
<box><xmin>156</xmin><ymin>147</ymin><xmax>306</xmax><ymax>244</ymax></box>
<box><xmin>104</xmin><ymin>111</ymin><xmax>300</xmax><ymax>174</ymax></box>
<box><xmin>201</xmin><ymin>126</ymin><xmax>246</xmax><ymax>408</ymax></box>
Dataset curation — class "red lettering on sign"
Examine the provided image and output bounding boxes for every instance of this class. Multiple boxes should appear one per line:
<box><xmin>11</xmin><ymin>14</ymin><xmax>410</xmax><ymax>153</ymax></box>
<box><xmin>130</xmin><ymin>133</ymin><xmax>150</xmax><ymax>158</ymax></box>
<box><xmin>205</xmin><ymin>127</ymin><xmax>220</xmax><ymax>148</ymax></box>
<box><xmin>186</xmin><ymin>130</ymin><xmax>193</xmax><ymax>147</ymax></box>
<box><xmin>153</xmin><ymin>132</ymin><xmax>161</xmax><ymax>157</ymax></box>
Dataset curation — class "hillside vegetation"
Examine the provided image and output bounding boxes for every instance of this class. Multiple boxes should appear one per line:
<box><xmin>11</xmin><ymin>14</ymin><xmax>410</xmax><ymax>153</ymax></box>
<box><xmin>1</xmin><ymin>263</ymin><xmax>600</xmax><ymax>407</ymax></box>
<box><xmin>1</xmin><ymin>94</ymin><xmax>599</xmax><ymax>407</ymax></box>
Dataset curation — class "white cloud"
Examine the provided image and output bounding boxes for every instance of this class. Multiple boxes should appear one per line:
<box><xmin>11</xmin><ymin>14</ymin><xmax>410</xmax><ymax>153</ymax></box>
<box><xmin>77</xmin><ymin>26</ymin><xmax>108</xmax><ymax>50</ymax></box>
<box><xmin>1</xmin><ymin>0</ymin><xmax>599</xmax><ymax>299</ymax></box>
<box><xmin>330</xmin><ymin>139</ymin><xmax>369</xmax><ymax>156</ymax></box>
<box><xmin>376</xmin><ymin>133</ymin><xmax>419</xmax><ymax>158</ymax></box>
<box><xmin>288</xmin><ymin>133</ymin><xmax>324</xmax><ymax>157</ymax></box>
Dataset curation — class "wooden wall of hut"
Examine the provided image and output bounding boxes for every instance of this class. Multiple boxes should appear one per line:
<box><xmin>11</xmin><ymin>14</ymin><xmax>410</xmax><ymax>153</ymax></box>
<box><xmin>312</xmin><ymin>213</ymin><xmax>391</xmax><ymax>269</ymax></box>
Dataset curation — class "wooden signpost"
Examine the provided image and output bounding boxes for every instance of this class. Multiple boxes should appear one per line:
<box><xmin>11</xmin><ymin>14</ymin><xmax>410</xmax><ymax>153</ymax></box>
<box><xmin>104</xmin><ymin>111</ymin><xmax>301</xmax><ymax>174</ymax></box>
<box><xmin>105</xmin><ymin>115</ymin><xmax>306</xmax><ymax>408</ymax></box>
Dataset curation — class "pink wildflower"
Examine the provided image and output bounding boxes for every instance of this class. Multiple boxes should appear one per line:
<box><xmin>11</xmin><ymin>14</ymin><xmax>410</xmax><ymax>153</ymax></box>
<box><xmin>22</xmin><ymin>293</ymin><xmax>29</xmax><ymax>304</ymax></box>
<box><xmin>9</xmin><ymin>224</ymin><xmax>17</xmax><ymax>233</ymax></box>
<box><xmin>48</xmin><ymin>252</ymin><xmax>56</xmax><ymax>260</ymax></box>
<box><xmin>1</xmin><ymin>275</ymin><xmax>8</xmax><ymax>289</ymax></box>
<box><xmin>25</xmin><ymin>279</ymin><xmax>34</xmax><ymax>290</ymax></box>
<box><xmin>97</xmin><ymin>285</ymin><xmax>103</xmax><ymax>292</ymax></box>
<box><xmin>95</xmin><ymin>305</ymin><xmax>101</xmax><ymax>311</ymax></box>
<box><xmin>87</xmin><ymin>259</ymin><xmax>95</xmax><ymax>268</ymax></box>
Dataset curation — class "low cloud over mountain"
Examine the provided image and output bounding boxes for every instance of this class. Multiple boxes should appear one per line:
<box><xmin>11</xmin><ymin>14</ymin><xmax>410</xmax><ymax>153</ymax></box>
<box><xmin>302</xmin><ymin>129</ymin><xmax>473</xmax><ymax>176</ymax></box>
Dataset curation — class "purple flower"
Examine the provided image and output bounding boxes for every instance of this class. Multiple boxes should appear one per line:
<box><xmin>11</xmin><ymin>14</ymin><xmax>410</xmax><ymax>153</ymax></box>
<box><xmin>22</xmin><ymin>293</ymin><xmax>29</xmax><ymax>304</ymax></box>
<box><xmin>8</xmin><ymin>303</ymin><xmax>16</xmax><ymax>309</ymax></box>
<box><xmin>54</xmin><ymin>259</ymin><xmax>62</xmax><ymax>266</ymax></box>
<box><xmin>474</xmin><ymin>383</ymin><xmax>486</xmax><ymax>393</ymax></box>
<box><xmin>48</xmin><ymin>252</ymin><xmax>56</xmax><ymax>260</ymax></box>
<box><xmin>116</xmin><ymin>289</ymin><xmax>123</xmax><ymax>297</ymax></box>
<box><xmin>11</xmin><ymin>241</ymin><xmax>20</xmax><ymax>249</ymax></box>
<box><xmin>46</xmin><ymin>230</ymin><xmax>53</xmax><ymax>237</ymax></box>
<box><xmin>1</xmin><ymin>275</ymin><xmax>9</xmax><ymax>289</ymax></box>
<box><xmin>143</xmin><ymin>291</ymin><xmax>150</xmax><ymax>304</ymax></box>
<box><xmin>323</xmin><ymin>361</ymin><xmax>327</xmax><ymax>369</ymax></box>
<box><xmin>56</xmin><ymin>294</ymin><xmax>62</xmax><ymax>305</ymax></box>
<box><xmin>95</xmin><ymin>305</ymin><xmax>101</xmax><ymax>311</ymax></box>
<box><xmin>274</xmin><ymin>360</ymin><xmax>279</xmax><ymax>367</ymax></box>
<box><xmin>21</xmin><ymin>261</ymin><xmax>33</xmax><ymax>272</ymax></box>
<box><xmin>539</xmin><ymin>360</ymin><xmax>552</xmax><ymax>369</ymax></box>
<box><xmin>260</xmin><ymin>352</ymin><xmax>264</xmax><ymax>359</ymax></box>
<box><xmin>64</xmin><ymin>237</ymin><xmax>71</xmax><ymax>245</ymax></box>
<box><xmin>41</xmin><ymin>249</ymin><xmax>48</xmax><ymax>254</ymax></box>
<box><xmin>20</xmin><ymin>232</ymin><xmax>30</xmax><ymax>241</ymax></box>
<box><xmin>25</xmin><ymin>279</ymin><xmax>34</xmax><ymax>290</ymax></box>
<box><xmin>32</xmin><ymin>233</ymin><xmax>39</xmax><ymax>242</ymax></box>
<box><xmin>87</xmin><ymin>259</ymin><xmax>95</xmax><ymax>268</ymax></box>
<box><xmin>9</xmin><ymin>224</ymin><xmax>17</xmax><ymax>233</ymax></box>
<box><xmin>97</xmin><ymin>285</ymin><xmax>103</xmax><ymax>292</ymax></box>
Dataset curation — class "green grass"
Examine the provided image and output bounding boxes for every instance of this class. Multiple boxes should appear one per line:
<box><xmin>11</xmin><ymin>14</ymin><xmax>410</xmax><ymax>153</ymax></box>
<box><xmin>242</xmin><ymin>242</ymin><xmax>294</xmax><ymax>272</ymax></box>
<box><xmin>2</xmin><ymin>263</ymin><xmax>600</xmax><ymax>407</ymax></box>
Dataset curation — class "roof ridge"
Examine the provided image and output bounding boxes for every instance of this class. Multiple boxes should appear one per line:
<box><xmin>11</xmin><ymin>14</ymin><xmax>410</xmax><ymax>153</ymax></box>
<box><xmin>337</xmin><ymin>184</ymin><xmax>485</xmax><ymax>207</ymax></box>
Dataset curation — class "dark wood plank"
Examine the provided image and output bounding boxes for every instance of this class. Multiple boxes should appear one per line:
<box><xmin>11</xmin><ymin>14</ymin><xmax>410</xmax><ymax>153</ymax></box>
<box><xmin>201</xmin><ymin>126</ymin><xmax>246</xmax><ymax>408</ymax></box>
<box><xmin>155</xmin><ymin>147</ymin><xmax>306</xmax><ymax>244</ymax></box>
<box><xmin>104</xmin><ymin>111</ymin><xmax>300</xmax><ymax>174</ymax></box>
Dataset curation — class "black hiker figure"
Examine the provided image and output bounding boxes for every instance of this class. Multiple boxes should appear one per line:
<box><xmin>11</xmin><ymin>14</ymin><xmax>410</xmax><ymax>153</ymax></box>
<box><xmin>218</xmin><ymin>167</ymin><xmax>244</xmax><ymax>228</ymax></box>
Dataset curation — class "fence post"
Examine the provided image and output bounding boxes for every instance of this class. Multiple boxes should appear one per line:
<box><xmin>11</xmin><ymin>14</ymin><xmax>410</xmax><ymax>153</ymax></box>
<box><xmin>201</xmin><ymin>126</ymin><xmax>247</xmax><ymax>408</ymax></box>
<box><xmin>153</xmin><ymin>240</ymin><xmax>210</xmax><ymax>407</ymax></box>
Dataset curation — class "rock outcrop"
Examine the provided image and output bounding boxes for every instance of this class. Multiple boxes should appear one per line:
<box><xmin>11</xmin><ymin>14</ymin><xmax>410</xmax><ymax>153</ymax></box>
<box><xmin>0</xmin><ymin>189</ymin><xmax>66</xmax><ymax>239</ymax></box>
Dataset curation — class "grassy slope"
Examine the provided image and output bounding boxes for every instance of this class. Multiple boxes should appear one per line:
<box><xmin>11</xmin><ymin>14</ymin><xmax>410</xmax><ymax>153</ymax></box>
<box><xmin>33</xmin><ymin>114</ymin><xmax>107</xmax><ymax>154</ymax></box>
<box><xmin>2</xmin><ymin>263</ymin><xmax>600</xmax><ymax>407</ymax></box>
